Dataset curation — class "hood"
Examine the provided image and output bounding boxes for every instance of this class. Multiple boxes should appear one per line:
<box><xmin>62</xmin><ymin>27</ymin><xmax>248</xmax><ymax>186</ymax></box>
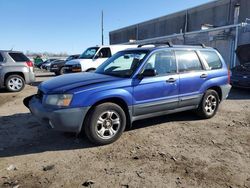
<box><xmin>236</xmin><ymin>44</ymin><xmax>250</xmax><ymax>65</ymax></box>
<box><xmin>51</xmin><ymin>60</ymin><xmax>65</xmax><ymax>66</ymax></box>
<box><xmin>39</xmin><ymin>72</ymin><xmax>121</xmax><ymax>94</ymax></box>
<box><xmin>66</xmin><ymin>59</ymin><xmax>92</xmax><ymax>65</ymax></box>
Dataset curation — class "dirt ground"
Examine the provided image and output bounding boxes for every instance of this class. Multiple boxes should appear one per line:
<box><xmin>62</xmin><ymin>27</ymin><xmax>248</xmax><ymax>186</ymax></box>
<box><xmin>0</xmin><ymin>71</ymin><xmax>250</xmax><ymax>188</ymax></box>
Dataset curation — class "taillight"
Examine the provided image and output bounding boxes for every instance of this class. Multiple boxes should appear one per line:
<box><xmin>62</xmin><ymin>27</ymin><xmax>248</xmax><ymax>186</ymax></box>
<box><xmin>228</xmin><ymin>69</ymin><xmax>231</xmax><ymax>84</ymax></box>
<box><xmin>26</xmin><ymin>61</ymin><xmax>33</xmax><ymax>67</ymax></box>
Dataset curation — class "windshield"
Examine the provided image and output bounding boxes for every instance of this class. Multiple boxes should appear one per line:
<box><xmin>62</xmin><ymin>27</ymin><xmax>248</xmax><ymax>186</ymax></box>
<box><xmin>96</xmin><ymin>50</ymin><xmax>148</xmax><ymax>78</ymax></box>
<box><xmin>79</xmin><ymin>47</ymin><xmax>99</xmax><ymax>59</ymax></box>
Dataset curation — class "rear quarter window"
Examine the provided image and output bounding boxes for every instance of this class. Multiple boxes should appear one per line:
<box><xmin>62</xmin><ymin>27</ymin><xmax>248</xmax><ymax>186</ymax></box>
<box><xmin>200</xmin><ymin>51</ymin><xmax>222</xmax><ymax>70</ymax></box>
<box><xmin>8</xmin><ymin>53</ymin><xmax>29</xmax><ymax>62</ymax></box>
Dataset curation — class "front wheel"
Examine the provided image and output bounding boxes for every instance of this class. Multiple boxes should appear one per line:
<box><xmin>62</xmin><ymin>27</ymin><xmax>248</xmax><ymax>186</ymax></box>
<box><xmin>196</xmin><ymin>89</ymin><xmax>220</xmax><ymax>119</ymax></box>
<box><xmin>84</xmin><ymin>103</ymin><xmax>126</xmax><ymax>145</ymax></box>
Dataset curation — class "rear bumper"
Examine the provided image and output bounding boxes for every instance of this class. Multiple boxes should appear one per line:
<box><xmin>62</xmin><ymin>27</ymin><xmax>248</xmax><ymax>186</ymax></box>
<box><xmin>24</xmin><ymin>71</ymin><xmax>36</xmax><ymax>84</ymax></box>
<box><xmin>26</xmin><ymin>96</ymin><xmax>89</xmax><ymax>133</ymax></box>
<box><xmin>220</xmin><ymin>84</ymin><xmax>232</xmax><ymax>100</ymax></box>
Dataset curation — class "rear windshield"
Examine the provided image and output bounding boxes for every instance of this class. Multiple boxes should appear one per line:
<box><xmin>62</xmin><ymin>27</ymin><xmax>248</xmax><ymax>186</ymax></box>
<box><xmin>8</xmin><ymin>53</ymin><xmax>29</xmax><ymax>62</ymax></box>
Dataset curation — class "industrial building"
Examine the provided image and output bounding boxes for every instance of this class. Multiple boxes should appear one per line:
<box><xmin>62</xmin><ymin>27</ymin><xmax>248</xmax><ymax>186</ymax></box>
<box><xmin>109</xmin><ymin>0</ymin><xmax>250</xmax><ymax>68</ymax></box>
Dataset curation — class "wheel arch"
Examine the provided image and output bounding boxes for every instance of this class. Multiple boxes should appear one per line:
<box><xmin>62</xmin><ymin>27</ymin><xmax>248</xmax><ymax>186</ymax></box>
<box><xmin>4</xmin><ymin>72</ymin><xmax>26</xmax><ymax>85</ymax></box>
<box><xmin>82</xmin><ymin>97</ymin><xmax>132</xmax><ymax>132</ymax></box>
<box><xmin>206</xmin><ymin>86</ymin><xmax>222</xmax><ymax>101</ymax></box>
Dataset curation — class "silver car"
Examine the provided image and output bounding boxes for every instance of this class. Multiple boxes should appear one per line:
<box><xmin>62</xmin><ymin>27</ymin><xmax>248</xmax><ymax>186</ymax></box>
<box><xmin>0</xmin><ymin>50</ymin><xmax>35</xmax><ymax>92</ymax></box>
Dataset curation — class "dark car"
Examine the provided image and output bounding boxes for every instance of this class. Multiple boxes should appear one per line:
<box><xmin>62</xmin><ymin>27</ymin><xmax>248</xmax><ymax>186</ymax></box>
<box><xmin>231</xmin><ymin>44</ymin><xmax>250</xmax><ymax>89</ymax></box>
<box><xmin>37</xmin><ymin>59</ymin><xmax>57</xmax><ymax>69</ymax></box>
<box><xmin>50</xmin><ymin>54</ymin><xmax>79</xmax><ymax>75</ymax></box>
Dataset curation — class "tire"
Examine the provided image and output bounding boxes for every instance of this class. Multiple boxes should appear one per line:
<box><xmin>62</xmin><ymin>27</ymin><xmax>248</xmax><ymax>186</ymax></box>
<box><xmin>84</xmin><ymin>103</ymin><xmax>126</xmax><ymax>145</ymax></box>
<box><xmin>55</xmin><ymin>72</ymin><xmax>60</xmax><ymax>76</ymax></box>
<box><xmin>196</xmin><ymin>89</ymin><xmax>220</xmax><ymax>119</ymax></box>
<box><xmin>59</xmin><ymin>67</ymin><xmax>65</xmax><ymax>75</ymax></box>
<box><xmin>5</xmin><ymin>74</ymin><xmax>25</xmax><ymax>92</ymax></box>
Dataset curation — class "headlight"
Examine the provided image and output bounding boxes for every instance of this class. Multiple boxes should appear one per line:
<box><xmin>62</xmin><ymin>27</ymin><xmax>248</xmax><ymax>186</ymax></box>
<box><xmin>45</xmin><ymin>94</ymin><xmax>73</xmax><ymax>107</ymax></box>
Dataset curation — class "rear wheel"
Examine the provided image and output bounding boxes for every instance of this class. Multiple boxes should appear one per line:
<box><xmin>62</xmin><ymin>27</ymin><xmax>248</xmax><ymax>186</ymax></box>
<box><xmin>5</xmin><ymin>75</ymin><xmax>25</xmax><ymax>92</ymax></box>
<box><xmin>196</xmin><ymin>89</ymin><xmax>220</xmax><ymax>119</ymax></box>
<box><xmin>84</xmin><ymin>103</ymin><xmax>126</xmax><ymax>145</ymax></box>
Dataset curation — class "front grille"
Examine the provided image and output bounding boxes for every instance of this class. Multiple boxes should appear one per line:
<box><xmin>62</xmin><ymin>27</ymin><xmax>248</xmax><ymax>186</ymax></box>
<box><xmin>64</xmin><ymin>64</ymin><xmax>82</xmax><ymax>73</ymax></box>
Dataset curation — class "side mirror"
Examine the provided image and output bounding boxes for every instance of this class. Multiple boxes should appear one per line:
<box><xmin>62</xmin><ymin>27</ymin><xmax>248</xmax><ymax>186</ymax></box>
<box><xmin>137</xmin><ymin>69</ymin><xmax>157</xmax><ymax>79</ymax></box>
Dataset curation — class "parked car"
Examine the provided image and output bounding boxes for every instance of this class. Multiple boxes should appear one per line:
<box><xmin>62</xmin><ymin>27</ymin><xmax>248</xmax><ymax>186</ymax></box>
<box><xmin>0</xmin><ymin>50</ymin><xmax>35</xmax><ymax>92</ymax></box>
<box><xmin>64</xmin><ymin>45</ymin><xmax>137</xmax><ymax>73</ymax></box>
<box><xmin>41</xmin><ymin>59</ymin><xmax>59</xmax><ymax>70</ymax></box>
<box><xmin>50</xmin><ymin>54</ymin><xmax>80</xmax><ymax>75</ymax></box>
<box><xmin>231</xmin><ymin>44</ymin><xmax>250</xmax><ymax>88</ymax></box>
<box><xmin>24</xmin><ymin>44</ymin><xmax>231</xmax><ymax>145</ymax></box>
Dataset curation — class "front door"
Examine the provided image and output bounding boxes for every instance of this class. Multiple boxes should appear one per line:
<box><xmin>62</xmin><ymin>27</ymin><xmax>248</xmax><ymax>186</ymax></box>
<box><xmin>133</xmin><ymin>50</ymin><xmax>179</xmax><ymax>116</ymax></box>
<box><xmin>93</xmin><ymin>47</ymin><xmax>112</xmax><ymax>68</ymax></box>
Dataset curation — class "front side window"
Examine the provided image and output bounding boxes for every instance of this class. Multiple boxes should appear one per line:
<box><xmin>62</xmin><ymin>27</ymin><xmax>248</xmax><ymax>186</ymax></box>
<box><xmin>175</xmin><ymin>50</ymin><xmax>203</xmax><ymax>72</ymax></box>
<box><xmin>143</xmin><ymin>51</ymin><xmax>177</xmax><ymax>75</ymax></box>
<box><xmin>98</xmin><ymin>48</ymin><xmax>112</xmax><ymax>58</ymax></box>
<box><xmin>200</xmin><ymin>51</ymin><xmax>222</xmax><ymax>70</ymax></box>
<box><xmin>96</xmin><ymin>50</ymin><xmax>148</xmax><ymax>78</ymax></box>
<box><xmin>79</xmin><ymin>47</ymin><xmax>99</xmax><ymax>59</ymax></box>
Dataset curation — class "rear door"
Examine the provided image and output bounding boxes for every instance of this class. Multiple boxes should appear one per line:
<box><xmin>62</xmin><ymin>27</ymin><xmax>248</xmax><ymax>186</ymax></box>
<box><xmin>133</xmin><ymin>50</ymin><xmax>179</xmax><ymax>116</ymax></box>
<box><xmin>175</xmin><ymin>50</ymin><xmax>207</xmax><ymax>108</ymax></box>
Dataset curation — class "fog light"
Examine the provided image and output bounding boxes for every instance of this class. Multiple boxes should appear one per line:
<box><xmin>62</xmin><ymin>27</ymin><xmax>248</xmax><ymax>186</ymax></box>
<box><xmin>49</xmin><ymin>121</ymin><xmax>54</xmax><ymax>128</ymax></box>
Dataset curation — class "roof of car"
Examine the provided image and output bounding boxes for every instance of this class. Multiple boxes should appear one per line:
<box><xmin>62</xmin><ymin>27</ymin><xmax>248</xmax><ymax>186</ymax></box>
<box><xmin>0</xmin><ymin>50</ymin><xmax>23</xmax><ymax>53</ymax></box>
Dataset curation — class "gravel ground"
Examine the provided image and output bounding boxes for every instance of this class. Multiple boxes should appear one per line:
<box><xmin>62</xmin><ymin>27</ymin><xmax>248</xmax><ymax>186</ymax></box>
<box><xmin>0</xmin><ymin>71</ymin><xmax>250</xmax><ymax>188</ymax></box>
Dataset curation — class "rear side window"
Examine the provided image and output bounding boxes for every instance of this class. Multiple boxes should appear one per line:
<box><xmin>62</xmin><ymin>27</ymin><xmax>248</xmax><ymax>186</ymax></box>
<box><xmin>175</xmin><ymin>50</ymin><xmax>203</xmax><ymax>72</ymax></box>
<box><xmin>200</xmin><ymin>51</ymin><xmax>222</xmax><ymax>70</ymax></box>
<box><xmin>0</xmin><ymin>53</ymin><xmax>3</xmax><ymax>62</ymax></box>
<box><xmin>98</xmin><ymin>48</ymin><xmax>112</xmax><ymax>58</ymax></box>
<box><xmin>8</xmin><ymin>53</ymin><xmax>29</xmax><ymax>62</ymax></box>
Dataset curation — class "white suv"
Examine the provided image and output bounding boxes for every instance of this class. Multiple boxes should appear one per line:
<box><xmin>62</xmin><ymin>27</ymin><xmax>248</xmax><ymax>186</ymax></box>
<box><xmin>64</xmin><ymin>45</ymin><xmax>137</xmax><ymax>73</ymax></box>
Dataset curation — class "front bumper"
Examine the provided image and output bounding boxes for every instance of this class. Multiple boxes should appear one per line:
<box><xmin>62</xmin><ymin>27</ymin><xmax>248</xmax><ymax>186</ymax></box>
<box><xmin>231</xmin><ymin>77</ymin><xmax>250</xmax><ymax>89</ymax></box>
<box><xmin>50</xmin><ymin>67</ymin><xmax>60</xmax><ymax>72</ymax></box>
<box><xmin>25</xmin><ymin>96</ymin><xmax>89</xmax><ymax>133</ymax></box>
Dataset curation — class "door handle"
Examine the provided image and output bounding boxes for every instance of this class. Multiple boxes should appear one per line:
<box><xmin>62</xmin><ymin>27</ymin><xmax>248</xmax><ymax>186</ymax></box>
<box><xmin>166</xmin><ymin>78</ymin><xmax>177</xmax><ymax>83</ymax></box>
<box><xmin>200</xmin><ymin>73</ymin><xmax>208</xmax><ymax>78</ymax></box>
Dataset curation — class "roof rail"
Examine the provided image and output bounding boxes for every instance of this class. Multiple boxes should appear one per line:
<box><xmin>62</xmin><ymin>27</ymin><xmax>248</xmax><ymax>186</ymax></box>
<box><xmin>138</xmin><ymin>41</ymin><xmax>173</xmax><ymax>48</ymax></box>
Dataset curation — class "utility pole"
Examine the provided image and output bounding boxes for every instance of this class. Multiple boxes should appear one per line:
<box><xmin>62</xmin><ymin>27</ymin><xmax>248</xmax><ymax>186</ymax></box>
<box><xmin>101</xmin><ymin>10</ymin><xmax>104</xmax><ymax>45</ymax></box>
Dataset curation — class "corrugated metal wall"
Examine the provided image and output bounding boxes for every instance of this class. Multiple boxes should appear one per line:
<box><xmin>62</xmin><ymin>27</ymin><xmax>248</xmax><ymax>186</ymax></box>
<box><xmin>110</xmin><ymin>0</ymin><xmax>250</xmax><ymax>44</ymax></box>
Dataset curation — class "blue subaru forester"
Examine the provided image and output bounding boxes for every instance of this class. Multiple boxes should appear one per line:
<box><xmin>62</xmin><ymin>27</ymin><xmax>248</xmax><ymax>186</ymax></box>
<box><xmin>24</xmin><ymin>44</ymin><xmax>231</xmax><ymax>145</ymax></box>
